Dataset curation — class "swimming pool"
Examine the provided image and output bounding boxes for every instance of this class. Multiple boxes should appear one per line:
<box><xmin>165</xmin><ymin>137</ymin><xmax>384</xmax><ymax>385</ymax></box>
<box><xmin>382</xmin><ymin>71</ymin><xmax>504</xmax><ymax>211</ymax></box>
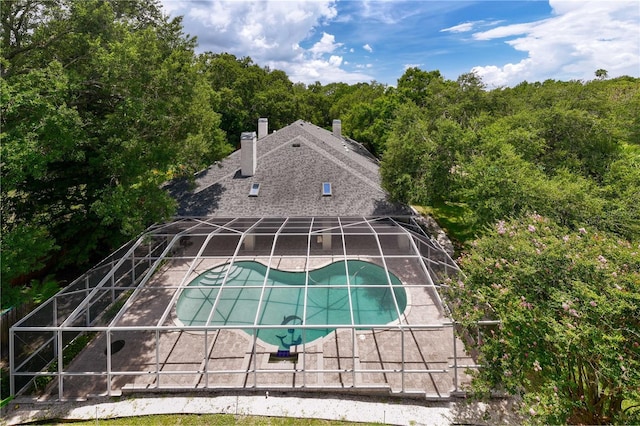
<box><xmin>176</xmin><ymin>260</ymin><xmax>407</xmax><ymax>349</ymax></box>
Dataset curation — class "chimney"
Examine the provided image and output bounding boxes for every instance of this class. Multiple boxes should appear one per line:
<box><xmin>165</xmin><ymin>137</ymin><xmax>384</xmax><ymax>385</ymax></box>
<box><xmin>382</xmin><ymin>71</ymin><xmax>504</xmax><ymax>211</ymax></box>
<box><xmin>258</xmin><ymin>118</ymin><xmax>268</xmax><ymax>139</ymax></box>
<box><xmin>332</xmin><ymin>119</ymin><xmax>342</xmax><ymax>138</ymax></box>
<box><xmin>240</xmin><ymin>131</ymin><xmax>257</xmax><ymax>176</ymax></box>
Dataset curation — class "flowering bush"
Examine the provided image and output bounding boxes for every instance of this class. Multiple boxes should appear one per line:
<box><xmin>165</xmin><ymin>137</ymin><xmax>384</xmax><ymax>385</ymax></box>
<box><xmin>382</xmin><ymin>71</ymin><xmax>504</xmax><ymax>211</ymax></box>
<box><xmin>447</xmin><ymin>214</ymin><xmax>639</xmax><ymax>424</ymax></box>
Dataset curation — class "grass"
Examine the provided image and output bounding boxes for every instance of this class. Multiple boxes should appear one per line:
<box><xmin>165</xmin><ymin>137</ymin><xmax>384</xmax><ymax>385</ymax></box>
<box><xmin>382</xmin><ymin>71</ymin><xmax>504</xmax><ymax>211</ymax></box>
<box><xmin>412</xmin><ymin>201</ymin><xmax>478</xmax><ymax>252</ymax></box>
<box><xmin>0</xmin><ymin>395</ymin><xmax>13</xmax><ymax>408</ymax></box>
<box><xmin>622</xmin><ymin>398</ymin><xmax>640</xmax><ymax>423</ymax></box>
<box><xmin>42</xmin><ymin>414</ymin><xmax>379</xmax><ymax>425</ymax></box>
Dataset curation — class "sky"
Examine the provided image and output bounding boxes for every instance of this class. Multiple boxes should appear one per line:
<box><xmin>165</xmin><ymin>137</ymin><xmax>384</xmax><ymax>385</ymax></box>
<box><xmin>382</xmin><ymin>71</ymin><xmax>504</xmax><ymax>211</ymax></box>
<box><xmin>161</xmin><ymin>0</ymin><xmax>640</xmax><ymax>88</ymax></box>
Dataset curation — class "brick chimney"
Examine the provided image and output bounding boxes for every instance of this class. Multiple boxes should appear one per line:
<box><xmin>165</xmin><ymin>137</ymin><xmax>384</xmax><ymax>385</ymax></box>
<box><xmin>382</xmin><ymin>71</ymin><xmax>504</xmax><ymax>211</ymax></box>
<box><xmin>240</xmin><ymin>131</ymin><xmax>257</xmax><ymax>176</ymax></box>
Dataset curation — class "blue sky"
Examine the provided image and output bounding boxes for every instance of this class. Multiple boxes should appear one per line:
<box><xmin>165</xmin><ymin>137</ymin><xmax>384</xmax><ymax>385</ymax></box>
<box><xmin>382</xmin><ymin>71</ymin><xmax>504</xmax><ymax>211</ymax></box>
<box><xmin>162</xmin><ymin>1</ymin><xmax>640</xmax><ymax>87</ymax></box>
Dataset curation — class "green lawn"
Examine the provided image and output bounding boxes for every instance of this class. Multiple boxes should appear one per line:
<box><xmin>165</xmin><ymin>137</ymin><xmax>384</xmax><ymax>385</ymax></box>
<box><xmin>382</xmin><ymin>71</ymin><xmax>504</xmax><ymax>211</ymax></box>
<box><xmin>412</xmin><ymin>202</ymin><xmax>477</xmax><ymax>253</ymax></box>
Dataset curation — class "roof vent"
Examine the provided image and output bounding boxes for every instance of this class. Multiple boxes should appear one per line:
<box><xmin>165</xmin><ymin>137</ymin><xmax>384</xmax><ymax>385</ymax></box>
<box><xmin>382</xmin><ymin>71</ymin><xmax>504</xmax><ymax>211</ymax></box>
<box><xmin>258</xmin><ymin>118</ymin><xmax>268</xmax><ymax>139</ymax></box>
<box><xmin>240</xmin><ymin>132</ymin><xmax>257</xmax><ymax>177</ymax></box>
<box><xmin>332</xmin><ymin>119</ymin><xmax>342</xmax><ymax>138</ymax></box>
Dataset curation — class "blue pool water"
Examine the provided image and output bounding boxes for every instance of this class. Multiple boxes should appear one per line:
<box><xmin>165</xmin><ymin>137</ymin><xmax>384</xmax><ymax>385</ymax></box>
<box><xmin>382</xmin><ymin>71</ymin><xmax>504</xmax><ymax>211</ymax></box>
<box><xmin>176</xmin><ymin>260</ymin><xmax>407</xmax><ymax>349</ymax></box>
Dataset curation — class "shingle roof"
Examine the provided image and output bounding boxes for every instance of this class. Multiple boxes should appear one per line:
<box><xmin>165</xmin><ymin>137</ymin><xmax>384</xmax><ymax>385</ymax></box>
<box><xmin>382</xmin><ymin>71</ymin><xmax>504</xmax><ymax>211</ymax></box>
<box><xmin>166</xmin><ymin>120</ymin><xmax>410</xmax><ymax>217</ymax></box>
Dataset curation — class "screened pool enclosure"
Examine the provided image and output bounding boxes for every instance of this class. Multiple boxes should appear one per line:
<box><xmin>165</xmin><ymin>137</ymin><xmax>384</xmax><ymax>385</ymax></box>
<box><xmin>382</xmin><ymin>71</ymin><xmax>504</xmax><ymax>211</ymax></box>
<box><xmin>10</xmin><ymin>216</ymin><xmax>474</xmax><ymax>400</ymax></box>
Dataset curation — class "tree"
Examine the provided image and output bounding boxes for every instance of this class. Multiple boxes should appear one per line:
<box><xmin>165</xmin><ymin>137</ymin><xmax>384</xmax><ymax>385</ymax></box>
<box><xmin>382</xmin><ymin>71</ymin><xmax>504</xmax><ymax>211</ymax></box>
<box><xmin>451</xmin><ymin>71</ymin><xmax>487</xmax><ymax>126</ymax></box>
<box><xmin>595</xmin><ymin>69</ymin><xmax>608</xmax><ymax>80</ymax></box>
<box><xmin>397</xmin><ymin>67</ymin><xmax>437</xmax><ymax>107</ymax></box>
<box><xmin>340</xmin><ymin>85</ymin><xmax>397</xmax><ymax>156</ymax></box>
<box><xmin>396</xmin><ymin>68</ymin><xmax>455</xmax><ymax>123</ymax></box>
<box><xmin>600</xmin><ymin>147</ymin><xmax>640</xmax><ymax>240</ymax></box>
<box><xmin>536</xmin><ymin>107</ymin><xmax>618</xmax><ymax>180</ymax></box>
<box><xmin>455</xmin><ymin>143</ymin><xmax>545</xmax><ymax>226</ymax></box>
<box><xmin>252</xmin><ymin>69</ymin><xmax>296</xmax><ymax>130</ymax></box>
<box><xmin>293</xmin><ymin>81</ymin><xmax>332</xmax><ymax>127</ymax></box>
<box><xmin>380</xmin><ymin>103</ymin><xmax>432</xmax><ymax>203</ymax></box>
<box><xmin>1</xmin><ymin>0</ymin><xmax>231</xmax><ymax>300</ymax></box>
<box><xmin>448</xmin><ymin>214</ymin><xmax>640</xmax><ymax>424</ymax></box>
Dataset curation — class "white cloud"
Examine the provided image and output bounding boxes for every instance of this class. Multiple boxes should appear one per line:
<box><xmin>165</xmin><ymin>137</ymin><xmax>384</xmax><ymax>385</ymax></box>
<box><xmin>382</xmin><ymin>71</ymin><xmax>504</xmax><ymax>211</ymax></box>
<box><xmin>441</xmin><ymin>22</ymin><xmax>475</xmax><ymax>33</ymax></box>
<box><xmin>470</xmin><ymin>0</ymin><xmax>640</xmax><ymax>87</ymax></box>
<box><xmin>160</xmin><ymin>0</ymin><xmax>190</xmax><ymax>16</ymax></box>
<box><xmin>329</xmin><ymin>55</ymin><xmax>343</xmax><ymax>67</ymax></box>
<box><xmin>310</xmin><ymin>32</ymin><xmax>342</xmax><ymax>56</ymax></box>
<box><xmin>441</xmin><ymin>19</ymin><xmax>505</xmax><ymax>35</ymax></box>
<box><xmin>363</xmin><ymin>43</ymin><xmax>373</xmax><ymax>53</ymax></box>
<box><xmin>358</xmin><ymin>0</ymin><xmax>430</xmax><ymax>25</ymax></box>
<box><xmin>282</xmin><ymin>58</ymin><xmax>374</xmax><ymax>84</ymax></box>
<box><xmin>160</xmin><ymin>0</ymin><xmax>374</xmax><ymax>85</ymax></box>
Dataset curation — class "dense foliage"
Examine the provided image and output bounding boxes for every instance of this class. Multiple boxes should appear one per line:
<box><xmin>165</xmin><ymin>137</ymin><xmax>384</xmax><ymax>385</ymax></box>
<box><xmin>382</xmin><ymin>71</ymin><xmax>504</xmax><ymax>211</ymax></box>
<box><xmin>448</xmin><ymin>215</ymin><xmax>639</xmax><ymax>423</ymax></box>
<box><xmin>2</xmin><ymin>1</ymin><xmax>638</xmax><ymax>422</ymax></box>
<box><xmin>1</xmin><ymin>0</ymin><xmax>232</xmax><ymax>304</ymax></box>
<box><xmin>375</xmin><ymin>70</ymin><xmax>640</xmax><ymax>423</ymax></box>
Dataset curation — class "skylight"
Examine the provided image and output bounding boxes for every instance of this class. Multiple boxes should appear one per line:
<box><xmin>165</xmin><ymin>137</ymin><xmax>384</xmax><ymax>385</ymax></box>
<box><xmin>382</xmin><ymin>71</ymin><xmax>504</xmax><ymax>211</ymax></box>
<box><xmin>249</xmin><ymin>183</ymin><xmax>260</xmax><ymax>197</ymax></box>
<box><xmin>322</xmin><ymin>182</ymin><xmax>332</xmax><ymax>196</ymax></box>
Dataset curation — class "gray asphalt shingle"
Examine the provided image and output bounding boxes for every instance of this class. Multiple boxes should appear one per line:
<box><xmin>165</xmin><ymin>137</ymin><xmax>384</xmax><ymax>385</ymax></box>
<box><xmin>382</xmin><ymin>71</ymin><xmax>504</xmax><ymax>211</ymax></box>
<box><xmin>167</xmin><ymin>120</ymin><xmax>409</xmax><ymax>217</ymax></box>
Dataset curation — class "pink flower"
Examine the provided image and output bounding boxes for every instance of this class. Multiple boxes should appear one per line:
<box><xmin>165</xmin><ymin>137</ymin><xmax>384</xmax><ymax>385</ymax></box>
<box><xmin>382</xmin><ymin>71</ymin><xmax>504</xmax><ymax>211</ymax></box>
<box><xmin>563</xmin><ymin>235</ymin><xmax>570</xmax><ymax>242</ymax></box>
<box><xmin>579</xmin><ymin>227</ymin><xmax>587</xmax><ymax>234</ymax></box>
<box><xmin>533</xmin><ymin>360</ymin><xmax>542</xmax><ymax>372</ymax></box>
<box><xmin>496</xmin><ymin>220</ymin><xmax>506</xmax><ymax>235</ymax></box>
<box><xmin>529</xmin><ymin>408</ymin><xmax>536</xmax><ymax>416</ymax></box>
<box><xmin>590</xmin><ymin>300</ymin><xmax>597</xmax><ymax>307</ymax></box>
<box><xmin>528</xmin><ymin>225</ymin><xmax>536</xmax><ymax>232</ymax></box>
<box><xmin>562</xmin><ymin>302</ymin><xmax>570</xmax><ymax>311</ymax></box>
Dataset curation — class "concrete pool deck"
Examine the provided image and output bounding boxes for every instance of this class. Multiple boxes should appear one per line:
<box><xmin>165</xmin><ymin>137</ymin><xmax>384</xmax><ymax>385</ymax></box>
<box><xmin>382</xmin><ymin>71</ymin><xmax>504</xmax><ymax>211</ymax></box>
<box><xmin>2</xmin><ymin>393</ymin><xmax>525</xmax><ymax>425</ymax></box>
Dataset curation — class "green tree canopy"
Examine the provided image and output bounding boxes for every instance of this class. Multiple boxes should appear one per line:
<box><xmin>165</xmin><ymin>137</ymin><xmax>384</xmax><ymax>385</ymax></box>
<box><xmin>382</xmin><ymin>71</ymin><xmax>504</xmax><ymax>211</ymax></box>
<box><xmin>1</xmin><ymin>0</ymin><xmax>231</xmax><ymax>300</ymax></box>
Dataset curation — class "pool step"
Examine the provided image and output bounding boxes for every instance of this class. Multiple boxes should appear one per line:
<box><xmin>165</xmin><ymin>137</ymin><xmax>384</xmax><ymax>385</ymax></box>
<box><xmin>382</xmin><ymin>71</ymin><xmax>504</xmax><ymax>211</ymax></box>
<box><xmin>200</xmin><ymin>266</ymin><xmax>242</xmax><ymax>285</ymax></box>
